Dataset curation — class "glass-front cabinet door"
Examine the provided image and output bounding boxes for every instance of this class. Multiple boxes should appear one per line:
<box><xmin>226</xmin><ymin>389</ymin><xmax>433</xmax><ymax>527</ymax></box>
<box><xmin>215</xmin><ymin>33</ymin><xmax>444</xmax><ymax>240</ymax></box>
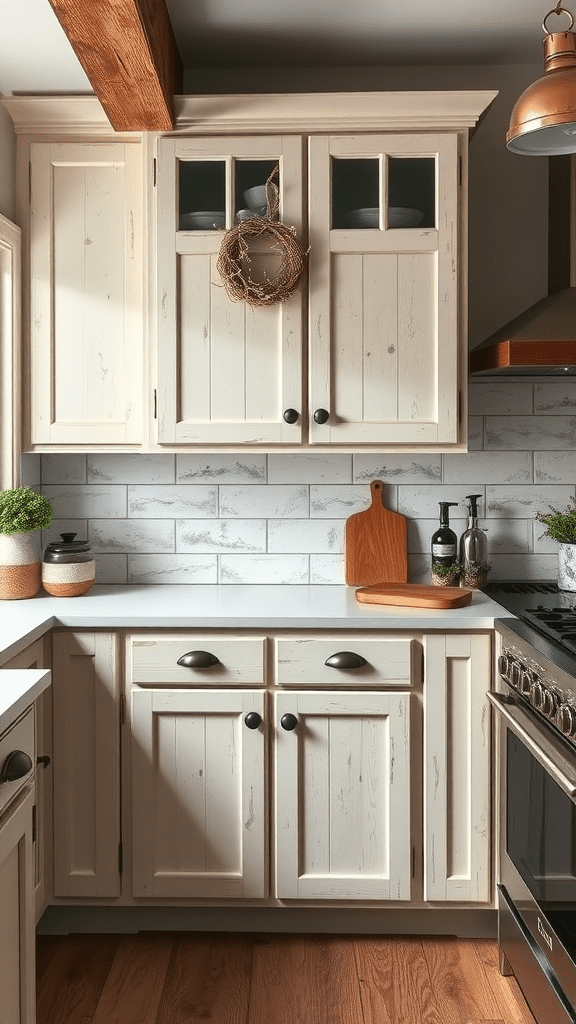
<box><xmin>308</xmin><ymin>133</ymin><xmax>459</xmax><ymax>445</ymax></box>
<box><xmin>156</xmin><ymin>136</ymin><xmax>304</xmax><ymax>445</ymax></box>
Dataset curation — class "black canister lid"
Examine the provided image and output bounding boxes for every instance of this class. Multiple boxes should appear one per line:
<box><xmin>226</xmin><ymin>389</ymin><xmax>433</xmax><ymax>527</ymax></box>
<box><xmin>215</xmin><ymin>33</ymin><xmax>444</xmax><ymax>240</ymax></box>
<box><xmin>43</xmin><ymin>532</ymin><xmax>92</xmax><ymax>563</ymax></box>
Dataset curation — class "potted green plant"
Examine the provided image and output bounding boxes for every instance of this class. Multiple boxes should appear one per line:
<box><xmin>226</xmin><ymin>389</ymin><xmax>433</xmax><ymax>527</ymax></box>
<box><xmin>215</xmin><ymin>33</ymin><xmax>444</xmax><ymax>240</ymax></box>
<box><xmin>0</xmin><ymin>487</ymin><xmax>53</xmax><ymax>600</ymax></box>
<box><xmin>535</xmin><ymin>500</ymin><xmax>576</xmax><ymax>591</ymax></box>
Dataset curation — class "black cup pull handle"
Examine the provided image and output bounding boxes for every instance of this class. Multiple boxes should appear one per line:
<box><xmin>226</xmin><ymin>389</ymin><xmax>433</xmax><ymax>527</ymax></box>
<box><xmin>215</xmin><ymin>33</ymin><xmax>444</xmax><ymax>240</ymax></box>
<box><xmin>280</xmin><ymin>713</ymin><xmax>298</xmax><ymax>731</ymax></box>
<box><xmin>0</xmin><ymin>750</ymin><xmax>33</xmax><ymax>784</ymax></box>
<box><xmin>177</xmin><ymin>651</ymin><xmax>220</xmax><ymax>669</ymax></box>
<box><xmin>313</xmin><ymin>408</ymin><xmax>329</xmax><ymax>424</ymax></box>
<box><xmin>244</xmin><ymin>712</ymin><xmax>262</xmax><ymax>730</ymax></box>
<box><xmin>37</xmin><ymin>755</ymin><xmax>51</xmax><ymax>769</ymax></box>
<box><xmin>283</xmin><ymin>409</ymin><xmax>299</xmax><ymax>424</ymax></box>
<box><xmin>325</xmin><ymin>651</ymin><xmax>368</xmax><ymax>670</ymax></box>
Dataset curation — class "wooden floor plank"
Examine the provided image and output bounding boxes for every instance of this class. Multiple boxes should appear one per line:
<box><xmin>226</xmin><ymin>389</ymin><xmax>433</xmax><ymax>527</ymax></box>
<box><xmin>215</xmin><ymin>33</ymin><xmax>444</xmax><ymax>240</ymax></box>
<box><xmin>421</xmin><ymin>937</ymin><xmax>502</xmax><ymax>1022</ymax></box>
<box><xmin>35</xmin><ymin>935</ymin><xmax>64</xmax><ymax>990</ymax></box>
<box><xmin>90</xmin><ymin>933</ymin><xmax>173</xmax><ymax>1024</ymax></box>
<box><xmin>155</xmin><ymin>932</ymin><xmax>253</xmax><ymax>1024</ymax></box>
<box><xmin>36</xmin><ymin>934</ymin><xmax>121</xmax><ymax>1024</ymax></box>
<box><xmin>248</xmin><ymin>934</ymin><xmax>364</xmax><ymax>1024</ymax></box>
<box><xmin>473</xmin><ymin>939</ymin><xmax>536</xmax><ymax>1024</ymax></box>
<box><xmin>354</xmin><ymin>935</ymin><xmax>442</xmax><ymax>1024</ymax></box>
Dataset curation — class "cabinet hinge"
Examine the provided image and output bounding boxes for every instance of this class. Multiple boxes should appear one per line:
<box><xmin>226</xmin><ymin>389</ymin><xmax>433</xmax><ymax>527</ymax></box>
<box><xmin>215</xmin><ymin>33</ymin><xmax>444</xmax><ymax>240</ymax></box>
<box><xmin>118</xmin><ymin>842</ymin><xmax>123</xmax><ymax>875</ymax></box>
<box><xmin>153</xmin><ymin>158</ymin><xmax>157</xmax><ymax>187</ymax></box>
<box><xmin>153</xmin><ymin>389</ymin><xmax>158</xmax><ymax>419</ymax></box>
<box><xmin>120</xmin><ymin>693</ymin><xmax>126</xmax><ymax>726</ymax></box>
<box><xmin>32</xmin><ymin>804</ymin><xmax>37</xmax><ymax>843</ymax></box>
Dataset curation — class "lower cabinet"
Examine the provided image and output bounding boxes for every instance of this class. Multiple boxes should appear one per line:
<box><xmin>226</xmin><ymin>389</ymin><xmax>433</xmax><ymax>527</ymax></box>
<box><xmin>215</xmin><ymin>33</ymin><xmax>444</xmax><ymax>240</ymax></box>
<box><xmin>52</xmin><ymin>632</ymin><xmax>121</xmax><ymax>898</ymax></box>
<box><xmin>131</xmin><ymin>688</ymin><xmax>267</xmax><ymax>898</ymax></box>
<box><xmin>0</xmin><ymin>788</ymin><xmax>35</xmax><ymax>1024</ymax></box>
<box><xmin>275</xmin><ymin>690</ymin><xmax>411</xmax><ymax>900</ymax></box>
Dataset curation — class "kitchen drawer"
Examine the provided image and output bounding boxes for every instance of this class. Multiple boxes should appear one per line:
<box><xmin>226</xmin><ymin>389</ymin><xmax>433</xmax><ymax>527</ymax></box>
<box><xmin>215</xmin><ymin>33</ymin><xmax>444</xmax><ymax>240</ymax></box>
<box><xmin>127</xmin><ymin>634</ymin><xmax>266</xmax><ymax>686</ymax></box>
<box><xmin>275</xmin><ymin>637</ymin><xmax>414</xmax><ymax>686</ymax></box>
<box><xmin>0</xmin><ymin>708</ymin><xmax>35</xmax><ymax>816</ymax></box>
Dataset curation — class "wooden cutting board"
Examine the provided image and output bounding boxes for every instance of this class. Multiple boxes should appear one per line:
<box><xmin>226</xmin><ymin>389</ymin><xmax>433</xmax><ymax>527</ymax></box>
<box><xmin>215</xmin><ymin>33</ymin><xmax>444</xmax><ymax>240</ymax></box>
<box><xmin>345</xmin><ymin>480</ymin><xmax>407</xmax><ymax>586</ymax></box>
<box><xmin>355</xmin><ymin>583</ymin><xmax>473</xmax><ymax>609</ymax></box>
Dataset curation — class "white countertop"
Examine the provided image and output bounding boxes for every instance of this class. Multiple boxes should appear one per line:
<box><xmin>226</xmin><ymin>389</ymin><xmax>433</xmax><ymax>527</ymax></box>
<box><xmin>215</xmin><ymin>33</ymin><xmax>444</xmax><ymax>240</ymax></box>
<box><xmin>0</xmin><ymin>668</ymin><xmax>51</xmax><ymax>734</ymax></box>
<box><xmin>0</xmin><ymin>585</ymin><xmax>511</xmax><ymax>664</ymax></box>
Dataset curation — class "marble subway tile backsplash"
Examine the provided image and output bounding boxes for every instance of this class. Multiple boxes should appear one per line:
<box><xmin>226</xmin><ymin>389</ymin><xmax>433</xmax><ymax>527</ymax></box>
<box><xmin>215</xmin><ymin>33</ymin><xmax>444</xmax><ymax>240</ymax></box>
<box><xmin>24</xmin><ymin>379</ymin><xmax>576</xmax><ymax>584</ymax></box>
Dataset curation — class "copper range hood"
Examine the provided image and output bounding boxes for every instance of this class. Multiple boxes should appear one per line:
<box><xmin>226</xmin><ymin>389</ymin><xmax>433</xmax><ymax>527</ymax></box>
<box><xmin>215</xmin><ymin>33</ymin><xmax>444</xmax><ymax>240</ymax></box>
<box><xmin>470</xmin><ymin>154</ymin><xmax>576</xmax><ymax>376</ymax></box>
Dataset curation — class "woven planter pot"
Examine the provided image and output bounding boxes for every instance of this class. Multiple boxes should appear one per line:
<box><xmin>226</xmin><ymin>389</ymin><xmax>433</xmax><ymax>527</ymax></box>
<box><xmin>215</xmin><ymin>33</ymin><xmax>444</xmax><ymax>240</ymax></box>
<box><xmin>0</xmin><ymin>531</ymin><xmax>41</xmax><ymax>600</ymax></box>
<box><xmin>558</xmin><ymin>542</ymin><xmax>576</xmax><ymax>592</ymax></box>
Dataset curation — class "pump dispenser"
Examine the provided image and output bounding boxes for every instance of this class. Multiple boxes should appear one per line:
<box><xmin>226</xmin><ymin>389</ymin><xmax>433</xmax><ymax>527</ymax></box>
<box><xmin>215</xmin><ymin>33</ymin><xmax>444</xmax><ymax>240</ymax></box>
<box><xmin>431</xmin><ymin>502</ymin><xmax>458</xmax><ymax>568</ymax></box>
<box><xmin>459</xmin><ymin>494</ymin><xmax>489</xmax><ymax>589</ymax></box>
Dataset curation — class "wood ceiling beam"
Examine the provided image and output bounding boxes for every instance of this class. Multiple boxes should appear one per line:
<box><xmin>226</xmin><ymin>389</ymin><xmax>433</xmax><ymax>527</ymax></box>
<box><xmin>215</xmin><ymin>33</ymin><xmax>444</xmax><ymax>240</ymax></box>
<box><xmin>47</xmin><ymin>0</ymin><xmax>183</xmax><ymax>131</ymax></box>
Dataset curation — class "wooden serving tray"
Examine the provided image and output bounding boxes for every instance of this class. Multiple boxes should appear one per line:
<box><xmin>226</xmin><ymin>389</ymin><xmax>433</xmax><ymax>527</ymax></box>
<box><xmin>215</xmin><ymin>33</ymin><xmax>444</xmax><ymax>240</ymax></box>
<box><xmin>355</xmin><ymin>583</ymin><xmax>473</xmax><ymax>609</ymax></box>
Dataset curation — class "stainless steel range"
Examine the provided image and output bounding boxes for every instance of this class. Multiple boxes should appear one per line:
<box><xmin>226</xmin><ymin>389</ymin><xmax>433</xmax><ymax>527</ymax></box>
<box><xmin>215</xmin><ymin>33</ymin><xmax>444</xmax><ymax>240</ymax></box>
<box><xmin>486</xmin><ymin>581</ymin><xmax>576</xmax><ymax>1024</ymax></box>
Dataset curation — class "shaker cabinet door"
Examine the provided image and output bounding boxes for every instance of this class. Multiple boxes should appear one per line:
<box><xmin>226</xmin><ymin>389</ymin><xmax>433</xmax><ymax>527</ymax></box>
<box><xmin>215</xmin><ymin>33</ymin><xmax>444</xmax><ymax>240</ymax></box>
<box><xmin>308</xmin><ymin>133</ymin><xmax>460</xmax><ymax>445</ymax></box>
<box><xmin>275</xmin><ymin>690</ymin><xmax>411</xmax><ymax>900</ymax></box>
<box><xmin>28</xmin><ymin>142</ymin><xmax>143</xmax><ymax>447</ymax></box>
<box><xmin>155</xmin><ymin>135</ymin><xmax>304</xmax><ymax>445</ymax></box>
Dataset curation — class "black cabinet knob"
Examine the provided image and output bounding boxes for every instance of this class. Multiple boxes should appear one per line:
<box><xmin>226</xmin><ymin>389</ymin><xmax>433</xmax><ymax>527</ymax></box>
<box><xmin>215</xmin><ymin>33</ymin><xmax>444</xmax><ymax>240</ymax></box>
<box><xmin>313</xmin><ymin>408</ymin><xmax>329</xmax><ymax>424</ymax></box>
<box><xmin>280</xmin><ymin>713</ymin><xmax>298</xmax><ymax>731</ymax></box>
<box><xmin>0</xmin><ymin>750</ymin><xmax>33</xmax><ymax>784</ymax></box>
<box><xmin>37</xmin><ymin>755</ymin><xmax>51</xmax><ymax>769</ymax></box>
<box><xmin>244</xmin><ymin>712</ymin><xmax>262</xmax><ymax>730</ymax></box>
<box><xmin>325</xmin><ymin>651</ymin><xmax>368</xmax><ymax>670</ymax></box>
<box><xmin>283</xmin><ymin>409</ymin><xmax>299</xmax><ymax>424</ymax></box>
<box><xmin>177</xmin><ymin>650</ymin><xmax>220</xmax><ymax>669</ymax></box>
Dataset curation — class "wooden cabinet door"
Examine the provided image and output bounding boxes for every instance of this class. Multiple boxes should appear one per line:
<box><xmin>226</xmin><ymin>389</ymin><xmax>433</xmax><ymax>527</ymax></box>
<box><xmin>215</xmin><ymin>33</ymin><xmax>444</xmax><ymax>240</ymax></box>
<box><xmin>275</xmin><ymin>690</ymin><xmax>411</xmax><ymax>900</ymax></box>
<box><xmin>155</xmin><ymin>135</ymin><xmax>303</xmax><ymax>445</ymax></box>
<box><xmin>131</xmin><ymin>688</ymin><xmax>267</xmax><ymax>898</ymax></box>
<box><xmin>309</xmin><ymin>133</ymin><xmax>460</xmax><ymax>446</ymax></box>
<box><xmin>28</xmin><ymin>142</ymin><xmax>143</xmax><ymax>446</ymax></box>
<box><xmin>52</xmin><ymin>632</ymin><xmax>120</xmax><ymax>897</ymax></box>
<box><xmin>0</xmin><ymin>788</ymin><xmax>35</xmax><ymax>1024</ymax></box>
<box><xmin>2</xmin><ymin>638</ymin><xmax>51</xmax><ymax>922</ymax></box>
<box><xmin>423</xmin><ymin>633</ymin><xmax>492</xmax><ymax>902</ymax></box>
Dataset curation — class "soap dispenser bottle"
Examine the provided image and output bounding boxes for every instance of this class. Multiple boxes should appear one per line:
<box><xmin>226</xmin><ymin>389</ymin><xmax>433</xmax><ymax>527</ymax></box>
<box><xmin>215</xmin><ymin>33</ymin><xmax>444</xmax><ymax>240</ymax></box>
<box><xmin>431</xmin><ymin>502</ymin><xmax>459</xmax><ymax>585</ymax></box>
<box><xmin>459</xmin><ymin>494</ymin><xmax>489</xmax><ymax>590</ymax></box>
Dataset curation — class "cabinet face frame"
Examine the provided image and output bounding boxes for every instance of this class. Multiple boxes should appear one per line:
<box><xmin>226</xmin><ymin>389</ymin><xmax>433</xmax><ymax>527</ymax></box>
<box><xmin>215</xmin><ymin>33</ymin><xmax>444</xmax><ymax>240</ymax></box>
<box><xmin>155</xmin><ymin>135</ymin><xmax>304</xmax><ymax>446</ymax></box>
<box><xmin>0</xmin><ymin>787</ymin><xmax>35</xmax><ymax>1024</ymax></box>
<box><xmin>0</xmin><ymin>215</ymin><xmax>21</xmax><ymax>488</ymax></box>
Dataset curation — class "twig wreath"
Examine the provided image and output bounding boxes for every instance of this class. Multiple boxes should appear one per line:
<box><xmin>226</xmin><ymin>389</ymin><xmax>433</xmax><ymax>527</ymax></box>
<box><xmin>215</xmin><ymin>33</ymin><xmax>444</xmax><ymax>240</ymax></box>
<box><xmin>216</xmin><ymin>167</ymin><xmax>308</xmax><ymax>307</ymax></box>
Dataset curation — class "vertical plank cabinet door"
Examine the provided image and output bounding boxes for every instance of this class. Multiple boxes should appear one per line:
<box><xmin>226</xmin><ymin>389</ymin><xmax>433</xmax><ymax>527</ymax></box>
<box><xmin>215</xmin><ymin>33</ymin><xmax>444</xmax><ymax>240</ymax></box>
<box><xmin>155</xmin><ymin>135</ymin><xmax>303</xmax><ymax>445</ymax></box>
<box><xmin>28</xmin><ymin>142</ymin><xmax>143</xmax><ymax>446</ymax></box>
<box><xmin>0</xmin><ymin>788</ymin><xmax>35</xmax><ymax>1024</ymax></box>
<box><xmin>275</xmin><ymin>690</ymin><xmax>411</xmax><ymax>900</ymax></box>
<box><xmin>423</xmin><ymin>633</ymin><xmax>492</xmax><ymax>902</ymax></box>
<box><xmin>131</xmin><ymin>688</ymin><xmax>267</xmax><ymax>898</ymax></box>
<box><xmin>52</xmin><ymin>632</ymin><xmax>121</xmax><ymax>898</ymax></box>
<box><xmin>309</xmin><ymin>134</ymin><xmax>459</xmax><ymax>445</ymax></box>
<box><xmin>2</xmin><ymin>638</ymin><xmax>51</xmax><ymax>922</ymax></box>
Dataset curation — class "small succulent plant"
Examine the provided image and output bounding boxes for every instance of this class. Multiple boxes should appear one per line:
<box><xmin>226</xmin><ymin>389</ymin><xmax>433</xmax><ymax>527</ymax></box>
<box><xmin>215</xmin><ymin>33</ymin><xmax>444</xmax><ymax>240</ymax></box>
<box><xmin>0</xmin><ymin>487</ymin><xmax>53</xmax><ymax>535</ymax></box>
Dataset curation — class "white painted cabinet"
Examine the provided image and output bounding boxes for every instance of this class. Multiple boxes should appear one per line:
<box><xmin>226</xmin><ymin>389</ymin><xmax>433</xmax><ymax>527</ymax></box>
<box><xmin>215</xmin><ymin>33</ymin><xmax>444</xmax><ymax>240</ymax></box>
<box><xmin>131</xmin><ymin>687</ymin><xmax>267</xmax><ymax>898</ymax></box>
<box><xmin>423</xmin><ymin>633</ymin><xmax>492</xmax><ymax>902</ymax></box>
<box><xmin>27</xmin><ymin>141</ymin><xmax>143</xmax><ymax>448</ymax></box>
<box><xmin>0</xmin><ymin>788</ymin><xmax>35</xmax><ymax>1024</ymax></box>
<box><xmin>52</xmin><ymin>631</ymin><xmax>121</xmax><ymax>898</ymax></box>
<box><xmin>155</xmin><ymin>136</ymin><xmax>304</xmax><ymax>445</ymax></box>
<box><xmin>2</xmin><ymin>637</ymin><xmax>51</xmax><ymax>922</ymax></box>
<box><xmin>275</xmin><ymin>690</ymin><xmax>412</xmax><ymax>900</ymax></box>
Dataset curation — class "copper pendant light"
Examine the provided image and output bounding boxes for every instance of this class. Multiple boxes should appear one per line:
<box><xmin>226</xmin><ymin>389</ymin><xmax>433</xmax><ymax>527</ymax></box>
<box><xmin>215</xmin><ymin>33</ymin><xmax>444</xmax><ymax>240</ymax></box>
<box><xmin>507</xmin><ymin>5</ymin><xmax>576</xmax><ymax>155</ymax></box>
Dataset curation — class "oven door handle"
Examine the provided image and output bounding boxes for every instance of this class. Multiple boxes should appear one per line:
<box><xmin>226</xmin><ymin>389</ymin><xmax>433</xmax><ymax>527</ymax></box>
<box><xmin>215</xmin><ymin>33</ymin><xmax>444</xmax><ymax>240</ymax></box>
<box><xmin>487</xmin><ymin>691</ymin><xmax>576</xmax><ymax>800</ymax></box>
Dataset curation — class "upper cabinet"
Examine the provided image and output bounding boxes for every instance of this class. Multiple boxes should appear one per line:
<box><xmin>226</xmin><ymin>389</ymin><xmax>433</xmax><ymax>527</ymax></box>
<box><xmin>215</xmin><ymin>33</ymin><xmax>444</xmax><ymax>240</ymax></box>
<box><xmin>4</xmin><ymin>91</ymin><xmax>497</xmax><ymax>453</ymax></box>
<box><xmin>28</xmin><ymin>140</ymin><xmax>143</xmax><ymax>448</ymax></box>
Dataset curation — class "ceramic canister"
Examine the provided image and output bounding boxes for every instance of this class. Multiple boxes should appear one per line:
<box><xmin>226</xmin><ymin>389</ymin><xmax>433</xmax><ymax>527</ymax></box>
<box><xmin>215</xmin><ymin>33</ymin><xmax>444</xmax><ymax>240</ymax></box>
<box><xmin>42</xmin><ymin>533</ymin><xmax>95</xmax><ymax>597</ymax></box>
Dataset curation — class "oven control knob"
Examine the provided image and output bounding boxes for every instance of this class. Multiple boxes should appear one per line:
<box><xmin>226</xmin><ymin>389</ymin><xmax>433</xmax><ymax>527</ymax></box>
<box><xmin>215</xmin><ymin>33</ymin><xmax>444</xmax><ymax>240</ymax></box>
<box><xmin>498</xmin><ymin>653</ymin><xmax>509</xmax><ymax>679</ymax></box>
<box><xmin>541</xmin><ymin>687</ymin><xmax>558</xmax><ymax>718</ymax></box>
<box><xmin>508</xmin><ymin>658</ymin><xmax>521</xmax><ymax>689</ymax></box>
<box><xmin>557</xmin><ymin>702</ymin><xmax>576</xmax><ymax>737</ymax></box>
<box><xmin>531</xmin><ymin>678</ymin><xmax>548</xmax><ymax>711</ymax></box>
<box><xmin>519</xmin><ymin>669</ymin><xmax>533</xmax><ymax>697</ymax></box>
